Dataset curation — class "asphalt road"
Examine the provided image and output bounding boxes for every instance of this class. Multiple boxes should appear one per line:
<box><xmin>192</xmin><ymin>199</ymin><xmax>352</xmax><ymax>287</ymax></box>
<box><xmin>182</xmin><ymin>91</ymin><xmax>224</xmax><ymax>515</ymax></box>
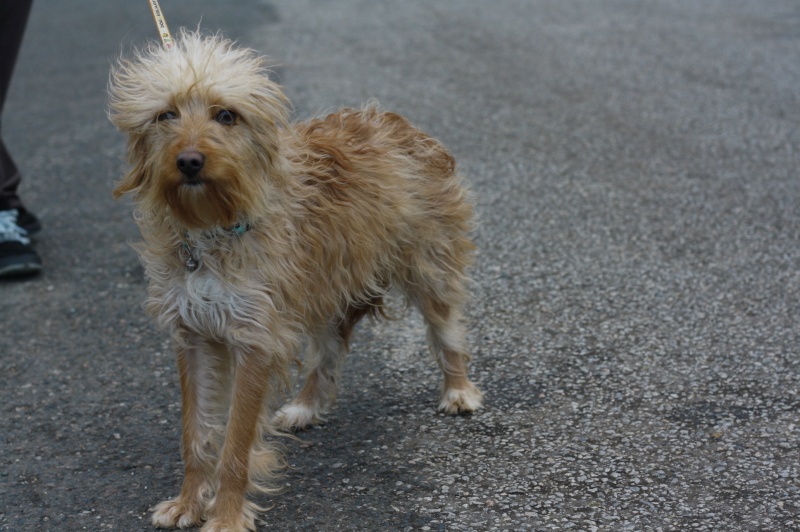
<box><xmin>2</xmin><ymin>1</ymin><xmax>799</xmax><ymax>530</ymax></box>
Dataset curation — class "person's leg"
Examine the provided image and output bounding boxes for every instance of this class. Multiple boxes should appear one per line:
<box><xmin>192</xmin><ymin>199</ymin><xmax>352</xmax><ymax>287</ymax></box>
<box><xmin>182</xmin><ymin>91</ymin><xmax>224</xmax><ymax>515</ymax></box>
<box><xmin>0</xmin><ymin>0</ymin><xmax>34</xmax><ymax>215</ymax></box>
<box><xmin>0</xmin><ymin>0</ymin><xmax>40</xmax><ymax>278</ymax></box>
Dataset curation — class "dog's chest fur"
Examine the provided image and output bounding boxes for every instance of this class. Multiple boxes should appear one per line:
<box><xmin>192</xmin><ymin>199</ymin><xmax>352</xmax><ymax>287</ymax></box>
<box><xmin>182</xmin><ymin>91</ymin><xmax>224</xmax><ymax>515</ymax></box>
<box><xmin>174</xmin><ymin>268</ymin><xmax>240</xmax><ymax>339</ymax></box>
<box><xmin>153</xmin><ymin>241</ymin><xmax>272</xmax><ymax>342</ymax></box>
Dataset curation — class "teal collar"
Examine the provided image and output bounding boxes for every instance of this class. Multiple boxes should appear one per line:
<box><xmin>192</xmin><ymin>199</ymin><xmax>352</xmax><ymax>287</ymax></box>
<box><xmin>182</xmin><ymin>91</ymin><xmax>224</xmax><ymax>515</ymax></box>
<box><xmin>229</xmin><ymin>222</ymin><xmax>250</xmax><ymax>237</ymax></box>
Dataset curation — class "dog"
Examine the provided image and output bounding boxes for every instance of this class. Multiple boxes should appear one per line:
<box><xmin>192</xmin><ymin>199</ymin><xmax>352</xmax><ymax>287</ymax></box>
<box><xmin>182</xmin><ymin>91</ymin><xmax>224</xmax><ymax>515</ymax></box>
<box><xmin>109</xmin><ymin>31</ymin><xmax>483</xmax><ymax>531</ymax></box>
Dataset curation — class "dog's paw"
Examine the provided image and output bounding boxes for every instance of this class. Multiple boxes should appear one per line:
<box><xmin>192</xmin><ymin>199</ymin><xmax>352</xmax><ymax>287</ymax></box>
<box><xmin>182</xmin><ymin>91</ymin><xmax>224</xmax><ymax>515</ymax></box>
<box><xmin>201</xmin><ymin>495</ymin><xmax>260</xmax><ymax>532</ymax></box>
<box><xmin>152</xmin><ymin>497</ymin><xmax>205</xmax><ymax>529</ymax></box>
<box><xmin>273</xmin><ymin>402</ymin><xmax>322</xmax><ymax>431</ymax></box>
<box><xmin>439</xmin><ymin>382</ymin><xmax>484</xmax><ymax>414</ymax></box>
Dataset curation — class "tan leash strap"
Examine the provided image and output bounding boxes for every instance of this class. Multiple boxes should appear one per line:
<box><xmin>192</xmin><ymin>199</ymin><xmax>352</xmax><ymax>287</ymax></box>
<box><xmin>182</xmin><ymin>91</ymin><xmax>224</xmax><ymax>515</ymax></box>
<box><xmin>148</xmin><ymin>0</ymin><xmax>174</xmax><ymax>48</ymax></box>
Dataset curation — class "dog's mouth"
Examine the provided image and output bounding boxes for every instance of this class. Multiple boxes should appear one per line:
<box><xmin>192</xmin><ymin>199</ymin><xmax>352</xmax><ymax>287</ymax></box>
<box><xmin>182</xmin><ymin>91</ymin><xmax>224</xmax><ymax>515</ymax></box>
<box><xmin>182</xmin><ymin>174</ymin><xmax>204</xmax><ymax>187</ymax></box>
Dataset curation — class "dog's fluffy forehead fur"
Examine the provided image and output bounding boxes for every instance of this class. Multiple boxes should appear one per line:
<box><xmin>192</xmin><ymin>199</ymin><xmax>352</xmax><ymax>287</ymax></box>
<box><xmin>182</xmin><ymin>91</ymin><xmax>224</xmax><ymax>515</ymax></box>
<box><xmin>109</xmin><ymin>31</ymin><xmax>287</xmax><ymax>131</ymax></box>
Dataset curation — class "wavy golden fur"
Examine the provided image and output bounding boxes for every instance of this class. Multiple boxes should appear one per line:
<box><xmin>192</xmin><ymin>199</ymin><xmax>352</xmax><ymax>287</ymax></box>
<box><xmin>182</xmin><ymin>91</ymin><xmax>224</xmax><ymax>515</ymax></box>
<box><xmin>109</xmin><ymin>31</ymin><xmax>482</xmax><ymax>531</ymax></box>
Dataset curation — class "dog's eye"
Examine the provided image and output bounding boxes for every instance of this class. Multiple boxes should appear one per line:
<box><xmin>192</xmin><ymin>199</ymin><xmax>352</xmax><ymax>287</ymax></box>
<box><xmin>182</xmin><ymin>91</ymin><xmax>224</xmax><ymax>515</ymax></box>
<box><xmin>215</xmin><ymin>109</ymin><xmax>238</xmax><ymax>126</ymax></box>
<box><xmin>156</xmin><ymin>111</ymin><xmax>177</xmax><ymax>122</ymax></box>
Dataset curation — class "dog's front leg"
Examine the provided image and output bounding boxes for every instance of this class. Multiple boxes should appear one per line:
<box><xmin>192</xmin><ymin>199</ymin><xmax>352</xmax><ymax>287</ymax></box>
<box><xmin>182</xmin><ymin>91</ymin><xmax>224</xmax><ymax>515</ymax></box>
<box><xmin>153</xmin><ymin>334</ymin><xmax>229</xmax><ymax>529</ymax></box>
<box><xmin>203</xmin><ymin>349</ymin><xmax>274</xmax><ymax>532</ymax></box>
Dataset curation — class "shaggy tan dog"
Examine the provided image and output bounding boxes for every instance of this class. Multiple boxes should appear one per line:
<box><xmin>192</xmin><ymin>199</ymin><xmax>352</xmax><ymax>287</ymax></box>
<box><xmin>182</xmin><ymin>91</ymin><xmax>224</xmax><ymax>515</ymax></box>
<box><xmin>109</xmin><ymin>31</ymin><xmax>482</xmax><ymax>531</ymax></box>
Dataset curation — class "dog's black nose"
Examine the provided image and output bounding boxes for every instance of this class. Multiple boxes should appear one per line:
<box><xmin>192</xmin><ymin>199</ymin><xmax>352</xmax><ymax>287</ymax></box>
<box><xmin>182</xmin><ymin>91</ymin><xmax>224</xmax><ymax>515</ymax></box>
<box><xmin>176</xmin><ymin>150</ymin><xmax>205</xmax><ymax>178</ymax></box>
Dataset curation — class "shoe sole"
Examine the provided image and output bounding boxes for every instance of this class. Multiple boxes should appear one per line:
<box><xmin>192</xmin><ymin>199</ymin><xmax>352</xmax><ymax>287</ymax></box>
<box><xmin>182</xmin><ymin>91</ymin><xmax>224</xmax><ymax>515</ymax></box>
<box><xmin>0</xmin><ymin>261</ymin><xmax>42</xmax><ymax>278</ymax></box>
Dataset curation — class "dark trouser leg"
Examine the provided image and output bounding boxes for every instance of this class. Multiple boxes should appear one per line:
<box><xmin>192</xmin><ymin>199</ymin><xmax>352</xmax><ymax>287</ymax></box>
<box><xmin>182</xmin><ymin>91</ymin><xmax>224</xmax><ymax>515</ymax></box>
<box><xmin>0</xmin><ymin>1</ymin><xmax>33</xmax><ymax>211</ymax></box>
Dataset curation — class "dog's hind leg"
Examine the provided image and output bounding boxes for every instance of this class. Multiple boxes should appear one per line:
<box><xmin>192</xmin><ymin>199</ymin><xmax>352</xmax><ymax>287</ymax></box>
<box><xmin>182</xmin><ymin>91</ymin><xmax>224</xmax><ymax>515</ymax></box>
<box><xmin>272</xmin><ymin>324</ymin><xmax>344</xmax><ymax>430</ymax></box>
<box><xmin>425</xmin><ymin>308</ymin><xmax>484</xmax><ymax>414</ymax></box>
<box><xmin>274</xmin><ymin>299</ymin><xmax>379</xmax><ymax>430</ymax></box>
<box><xmin>407</xmin><ymin>273</ymin><xmax>483</xmax><ymax>415</ymax></box>
<box><xmin>153</xmin><ymin>334</ymin><xmax>231</xmax><ymax>529</ymax></box>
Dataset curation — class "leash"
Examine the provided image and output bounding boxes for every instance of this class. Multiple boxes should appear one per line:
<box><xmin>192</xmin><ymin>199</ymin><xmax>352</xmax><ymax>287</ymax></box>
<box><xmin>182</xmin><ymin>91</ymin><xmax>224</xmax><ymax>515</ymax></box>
<box><xmin>148</xmin><ymin>0</ymin><xmax>174</xmax><ymax>48</ymax></box>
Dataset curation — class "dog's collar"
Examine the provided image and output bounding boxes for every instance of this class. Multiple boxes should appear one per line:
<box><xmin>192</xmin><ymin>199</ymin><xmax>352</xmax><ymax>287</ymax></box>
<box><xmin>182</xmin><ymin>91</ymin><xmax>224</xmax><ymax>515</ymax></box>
<box><xmin>179</xmin><ymin>222</ymin><xmax>252</xmax><ymax>272</ymax></box>
<box><xmin>229</xmin><ymin>222</ymin><xmax>251</xmax><ymax>237</ymax></box>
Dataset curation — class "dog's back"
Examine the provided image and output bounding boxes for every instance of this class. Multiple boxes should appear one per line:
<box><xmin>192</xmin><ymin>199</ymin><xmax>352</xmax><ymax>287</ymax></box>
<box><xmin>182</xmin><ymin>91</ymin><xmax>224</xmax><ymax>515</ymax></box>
<box><xmin>282</xmin><ymin>104</ymin><xmax>475</xmax><ymax>322</ymax></box>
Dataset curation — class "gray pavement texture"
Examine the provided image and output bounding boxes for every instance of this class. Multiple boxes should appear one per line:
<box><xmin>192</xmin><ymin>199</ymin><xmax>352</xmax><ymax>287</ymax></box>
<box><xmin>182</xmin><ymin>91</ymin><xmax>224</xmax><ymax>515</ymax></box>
<box><xmin>1</xmin><ymin>0</ymin><xmax>799</xmax><ymax>530</ymax></box>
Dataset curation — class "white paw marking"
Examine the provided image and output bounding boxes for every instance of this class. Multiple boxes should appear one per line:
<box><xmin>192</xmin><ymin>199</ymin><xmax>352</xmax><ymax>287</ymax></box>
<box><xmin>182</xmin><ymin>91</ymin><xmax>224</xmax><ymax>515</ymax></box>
<box><xmin>152</xmin><ymin>498</ymin><xmax>203</xmax><ymax>529</ymax></box>
<box><xmin>273</xmin><ymin>402</ymin><xmax>321</xmax><ymax>430</ymax></box>
<box><xmin>439</xmin><ymin>383</ymin><xmax>484</xmax><ymax>414</ymax></box>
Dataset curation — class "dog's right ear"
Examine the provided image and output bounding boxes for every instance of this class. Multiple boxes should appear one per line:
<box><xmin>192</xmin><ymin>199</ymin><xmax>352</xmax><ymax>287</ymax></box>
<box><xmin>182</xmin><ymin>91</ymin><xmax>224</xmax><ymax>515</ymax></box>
<box><xmin>112</xmin><ymin>136</ymin><xmax>148</xmax><ymax>199</ymax></box>
<box><xmin>112</xmin><ymin>168</ymin><xmax>144</xmax><ymax>199</ymax></box>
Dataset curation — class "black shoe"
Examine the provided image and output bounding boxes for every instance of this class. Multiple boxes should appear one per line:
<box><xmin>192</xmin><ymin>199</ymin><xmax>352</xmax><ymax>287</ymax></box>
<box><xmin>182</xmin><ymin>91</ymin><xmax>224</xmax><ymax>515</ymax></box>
<box><xmin>17</xmin><ymin>208</ymin><xmax>42</xmax><ymax>235</ymax></box>
<box><xmin>0</xmin><ymin>209</ymin><xmax>42</xmax><ymax>278</ymax></box>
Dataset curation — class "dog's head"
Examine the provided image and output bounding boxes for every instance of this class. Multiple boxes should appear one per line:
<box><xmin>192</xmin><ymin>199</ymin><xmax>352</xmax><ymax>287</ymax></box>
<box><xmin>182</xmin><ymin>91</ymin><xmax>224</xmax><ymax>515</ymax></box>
<box><xmin>109</xmin><ymin>31</ymin><xmax>289</xmax><ymax>229</ymax></box>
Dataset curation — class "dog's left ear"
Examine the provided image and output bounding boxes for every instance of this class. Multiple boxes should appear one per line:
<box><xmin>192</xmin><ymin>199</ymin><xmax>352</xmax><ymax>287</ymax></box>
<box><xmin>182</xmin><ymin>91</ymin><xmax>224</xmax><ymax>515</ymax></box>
<box><xmin>113</xmin><ymin>136</ymin><xmax>148</xmax><ymax>199</ymax></box>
